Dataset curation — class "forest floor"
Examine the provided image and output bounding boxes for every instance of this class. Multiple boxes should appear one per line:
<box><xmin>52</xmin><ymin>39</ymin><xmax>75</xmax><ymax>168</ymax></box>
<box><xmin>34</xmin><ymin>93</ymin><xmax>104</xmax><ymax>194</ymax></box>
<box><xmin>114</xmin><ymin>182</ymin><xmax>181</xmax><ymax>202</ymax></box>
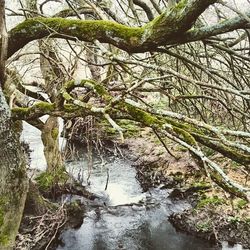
<box><xmin>117</xmin><ymin>127</ymin><xmax>250</xmax><ymax>249</ymax></box>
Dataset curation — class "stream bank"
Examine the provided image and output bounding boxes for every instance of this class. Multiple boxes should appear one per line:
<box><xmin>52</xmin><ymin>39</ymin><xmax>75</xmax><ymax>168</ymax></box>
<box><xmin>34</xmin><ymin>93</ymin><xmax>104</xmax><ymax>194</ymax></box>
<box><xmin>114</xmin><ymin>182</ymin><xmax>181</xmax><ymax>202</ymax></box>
<box><xmin>18</xmin><ymin>121</ymin><xmax>250</xmax><ymax>249</ymax></box>
<box><xmin>120</xmin><ymin>130</ymin><xmax>250</xmax><ymax>249</ymax></box>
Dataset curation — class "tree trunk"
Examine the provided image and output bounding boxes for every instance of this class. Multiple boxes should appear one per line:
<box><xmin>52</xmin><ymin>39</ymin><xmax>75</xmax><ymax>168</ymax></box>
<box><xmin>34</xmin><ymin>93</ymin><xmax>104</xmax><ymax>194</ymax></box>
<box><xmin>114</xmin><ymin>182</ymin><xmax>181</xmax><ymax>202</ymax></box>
<box><xmin>24</xmin><ymin>0</ymin><xmax>64</xmax><ymax>172</ymax></box>
<box><xmin>0</xmin><ymin>90</ymin><xmax>28</xmax><ymax>249</ymax></box>
<box><xmin>0</xmin><ymin>1</ymin><xmax>28</xmax><ymax>249</ymax></box>
<box><xmin>41</xmin><ymin>116</ymin><xmax>63</xmax><ymax>172</ymax></box>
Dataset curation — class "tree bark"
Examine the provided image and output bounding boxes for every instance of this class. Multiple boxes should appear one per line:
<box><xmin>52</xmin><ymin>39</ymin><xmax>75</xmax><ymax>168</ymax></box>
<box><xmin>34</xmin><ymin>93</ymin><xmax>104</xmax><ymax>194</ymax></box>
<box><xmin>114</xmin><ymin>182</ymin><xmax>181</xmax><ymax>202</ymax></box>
<box><xmin>41</xmin><ymin>116</ymin><xmax>63</xmax><ymax>172</ymax></box>
<box><xmin>39</xmin><ymin>41</ymin><xmax>64</xmax><ymax>171</ymax></box>
<box><xmin>0</xmin><ymin>0</ymin><xmax>7</xmax><ymax>87</ymax></box>
<box><xmin>25</xmin><ymin>0</ymin><xmax>64</xmax><ymax>172</ymax></box>
<box><xmin>0</xmin><ymin>2</ymin><xmax>28</xmax><ymax>248</ymax></box>
<box><xmin>0</xmin><ymin>86</ymin><xmax>28</xmax><ymax>250</ymax></box>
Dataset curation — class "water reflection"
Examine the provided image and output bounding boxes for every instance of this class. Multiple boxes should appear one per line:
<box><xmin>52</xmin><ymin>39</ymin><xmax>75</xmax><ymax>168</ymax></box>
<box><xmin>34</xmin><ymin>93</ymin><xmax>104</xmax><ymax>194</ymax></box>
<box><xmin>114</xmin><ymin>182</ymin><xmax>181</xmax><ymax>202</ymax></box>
<box><xmin>57</xmin><ymin>157</ymin><xmax>218</xmax><ymax>250</ymax></box>
<box><xmin>57</xmin><ymin>205</ymin><xmax>217</xmax><ymax>250</ymax></box>
<box><xmin>21</xmin><ymin>123</ymin><xmax>244</xmax><ymax>250</ymax></box>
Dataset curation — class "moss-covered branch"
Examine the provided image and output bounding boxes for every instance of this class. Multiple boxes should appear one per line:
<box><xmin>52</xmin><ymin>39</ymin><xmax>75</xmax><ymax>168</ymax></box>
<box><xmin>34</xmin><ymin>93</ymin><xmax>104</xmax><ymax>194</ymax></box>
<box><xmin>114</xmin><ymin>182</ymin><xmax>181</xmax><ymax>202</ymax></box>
<box><xmin>7</xmin><ymin>0</ymin><xmax>219</xmax><ymax>57</ymax></box>
<box><xmin>12</xmin><ymin>79</ymin><xmax>250</xmax><ymax>169</ymax></box>
<box><xmin>8</xmin><ymin>17</ymin><xmax>144</xmax><ymax>57</ymax></box>
<box><xmin>10</xmin><ymin>78</ymin><xmax>250</xmax><ymax>198</ymax></box>
<box><xmin>11</xmin><ymin>102</ymin><xmax>56</xmax><ymax>120</ymax></box>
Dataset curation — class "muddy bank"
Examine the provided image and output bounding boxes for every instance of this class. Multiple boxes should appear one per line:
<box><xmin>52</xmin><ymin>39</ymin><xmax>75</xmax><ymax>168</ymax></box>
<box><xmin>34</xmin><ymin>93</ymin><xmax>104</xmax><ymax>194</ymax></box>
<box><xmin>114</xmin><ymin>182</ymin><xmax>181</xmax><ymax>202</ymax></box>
<box><xmin>15</xmin><ymin>171</ymin><xmax>96</xmax><ymax>249</ymax></box>
<box><xmin>169</xmin><ymin>208</ymin><xmax>250</xmax><ymax>249</ymax></box>
<box><xmin>119</xmin><ymin>131</ymin><xmax>250</xmax><ymax>249</ymax></box>
<box><xmin>16</xmin><ymin>199</ymin><xmax>85</xmax><ymax>250</ymax></box>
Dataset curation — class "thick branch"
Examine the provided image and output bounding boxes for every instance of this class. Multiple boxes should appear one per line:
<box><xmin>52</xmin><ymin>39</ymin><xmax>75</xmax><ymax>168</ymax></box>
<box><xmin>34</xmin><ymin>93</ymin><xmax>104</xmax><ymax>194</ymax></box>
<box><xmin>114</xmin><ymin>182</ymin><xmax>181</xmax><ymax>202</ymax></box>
<box><xmin>7</xmin><ymin>0</ymin><xmax>220</xmax><ymax>57</ymax></box>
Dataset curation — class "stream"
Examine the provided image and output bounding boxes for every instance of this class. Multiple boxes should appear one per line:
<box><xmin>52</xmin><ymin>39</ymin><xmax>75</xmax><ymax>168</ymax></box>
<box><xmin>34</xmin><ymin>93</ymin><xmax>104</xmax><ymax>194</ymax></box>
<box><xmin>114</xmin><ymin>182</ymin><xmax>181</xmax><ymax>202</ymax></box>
<box><xmin>21</xmin><ymin>121</ymin><xmax>244</xmax><ymax>250</ymax></box>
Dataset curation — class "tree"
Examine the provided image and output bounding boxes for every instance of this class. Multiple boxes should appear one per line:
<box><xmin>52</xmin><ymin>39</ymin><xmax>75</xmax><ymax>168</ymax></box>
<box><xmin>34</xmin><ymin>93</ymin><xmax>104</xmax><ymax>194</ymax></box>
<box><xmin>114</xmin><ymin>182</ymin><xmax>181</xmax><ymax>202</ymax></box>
<box><xmin>1</xmin><ymin>0</ymin><xmax>250</xmax><ymax>248</ymax></box>
<box><xmin>0</xmin><ymin>1</ymin><xmax>28</xmax><ymax>248</ymax></box>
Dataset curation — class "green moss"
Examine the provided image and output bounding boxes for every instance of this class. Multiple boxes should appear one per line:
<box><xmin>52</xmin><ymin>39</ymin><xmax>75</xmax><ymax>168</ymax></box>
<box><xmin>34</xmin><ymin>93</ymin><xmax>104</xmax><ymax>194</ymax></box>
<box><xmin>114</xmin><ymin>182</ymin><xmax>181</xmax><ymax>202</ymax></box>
<box><xmin>11</xmin><ymin>107</ymin><xmax>30</xmax><ymax>117</ymax></box>
<box><xmin>12</xmin><ymin>120</ymin><xmax>23</xmax><ymax>135</ymax></box>
<box><xmin>0</xmin><ymin>198</ymin><xmax>7</xmax><ymax>228</ymax></box>
<box><xmin>203</xmin><ymin>147</ymin><xmax>215</xmax><ymax>157</ymax></box>
<box><xmin>51</xmin><ymin>128</ymin><xmax>59</xmax><ymax>140</ymax></box>
<box><xmin>172</xmin><ymin>126</ymin><xmax>196</xmax><ymax>145</ymax></box>
<box><xmin>64</xmin><ymin>104</ymin><xmax>81</xmax><ymax>112</ymax></box>
<box><xmin>175</xmin><ymin>0</ymin><xmax>188</xmax><ymax>10</ymax></box>
<box><xmin>209</xmin><ymin>171</ymin><xmax>247</xmax><ymax>199</ymax></box>
<box><xmin>126</xmin><ymin>104</ymin><xmax>159</xmax><ymax>126</ymax></box>
<box><xmin>63</xmin><ymin>79</ymin><xmax>111</xmax><ymax>103</ymax></box>
<box><xmin>81</xmin><ymin>80</ymin><xmax>110</xmax><ymax>101</ymax></box>
<box><xmin>62</xmin><ymin>91</ymin><xmax>73</xmax><ymax>101</ymax></box>
<box><xmin>10</xmin><ymin>17</ymin><xmax>144</xmax><ymax>53</ymax></box>
<box><xmin>0</xmin><ymin>211</ymin><xmax>3</xmax><ymax>228</ymax></box>
<box><xmin>118</xmin><ymin>119</ymin><xmax>140</xmax><ymax>137</ymax></box>
<box><xmin>94</xmin><ymin>84</ymin><xmax>108</xmax><ymax>96</ymax></box>
<box><xmin>64</xmin><ymin>80</ymin><xmax>75</xmax><ymax>90</ymax></box>
<box><xmin>175</xmin><ymin>145</ymin><xmax>188</xmax><ymax>152</ymax></box>
<box><xmin>237</xmin><ymin>199</ymin><xmax>248</xmax><ymax>209</ymax></box>
<box><xmin>0</xmin><ymin>235</ymin><xmax>9</xmax><ymax>246</ymax></box>
<box><xmin>35</xmin><ymin>167</ymin><xmax>68</xmax><ymax>191</ymax></box>
<box><xmin>34</xmin><ymin>102</ymin><xmax>55</xmax><ymax>112</ymax></box>
<box><xmin>192</xmin><ymin>181</ymin><xmax>211</xmax><ymax>189</ymax></box>
<box><xmin>196</xmin><ymin>195</ymin><xmax>225</xmax><ymax>209</ymax></box>
<box><xmin>12</xmin><ymin>102</ymin><xmax>55</xmax><ymax>120</ymax></box>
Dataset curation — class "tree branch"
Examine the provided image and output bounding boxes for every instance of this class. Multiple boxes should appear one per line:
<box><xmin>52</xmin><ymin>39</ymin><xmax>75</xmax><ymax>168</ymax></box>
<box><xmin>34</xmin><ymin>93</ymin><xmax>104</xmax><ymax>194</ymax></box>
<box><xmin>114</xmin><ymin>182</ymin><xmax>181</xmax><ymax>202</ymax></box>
<box><xmin>7</xmin><ymin>0</ymin><xmax>220</xmax><ymax>57</ymax></box>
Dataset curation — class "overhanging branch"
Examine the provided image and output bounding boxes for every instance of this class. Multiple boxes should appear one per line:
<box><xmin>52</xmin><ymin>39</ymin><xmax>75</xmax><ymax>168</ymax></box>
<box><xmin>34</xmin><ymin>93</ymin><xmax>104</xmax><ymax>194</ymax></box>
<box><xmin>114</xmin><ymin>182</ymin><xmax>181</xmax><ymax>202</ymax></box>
<box><xmin>7</xmin><ymin>0</ymin><xmax>223</xmax><ymax>57</ymax></box>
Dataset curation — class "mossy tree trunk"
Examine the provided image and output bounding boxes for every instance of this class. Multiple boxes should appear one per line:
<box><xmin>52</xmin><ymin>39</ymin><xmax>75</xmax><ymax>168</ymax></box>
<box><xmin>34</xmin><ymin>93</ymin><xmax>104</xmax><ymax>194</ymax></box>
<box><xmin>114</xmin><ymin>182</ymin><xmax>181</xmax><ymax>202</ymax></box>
<box><xmin>0</xmin><ymin>90</ymin><xmax>28</xmax><ymax>249</ymax></box>
<box><xmin>0</xmin><ymin>3</ymin><xmax>28</xmax><ymax>248</ymax></box>
<box><xmin>25</xmin><ymin>0</ymin><xmax>65</xmax><ymax>173</ymax></box>
<box><xmin>41</xmin><ymin>116</ymin><xmax>63</xmax><ymax>172</ymax></box>
<box><xmin>39</xmin><ymin>41</ymin><xmax>64</xmax><ymax>172</ymax></box>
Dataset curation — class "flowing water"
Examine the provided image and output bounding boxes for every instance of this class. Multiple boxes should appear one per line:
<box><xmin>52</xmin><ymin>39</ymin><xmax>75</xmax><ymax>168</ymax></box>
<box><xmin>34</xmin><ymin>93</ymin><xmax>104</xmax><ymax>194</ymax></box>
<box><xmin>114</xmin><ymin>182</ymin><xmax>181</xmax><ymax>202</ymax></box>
<box><xmin>21</xmin><ymin>122</ymin><xmax>244</xmax><ymax>250</ymax></box>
